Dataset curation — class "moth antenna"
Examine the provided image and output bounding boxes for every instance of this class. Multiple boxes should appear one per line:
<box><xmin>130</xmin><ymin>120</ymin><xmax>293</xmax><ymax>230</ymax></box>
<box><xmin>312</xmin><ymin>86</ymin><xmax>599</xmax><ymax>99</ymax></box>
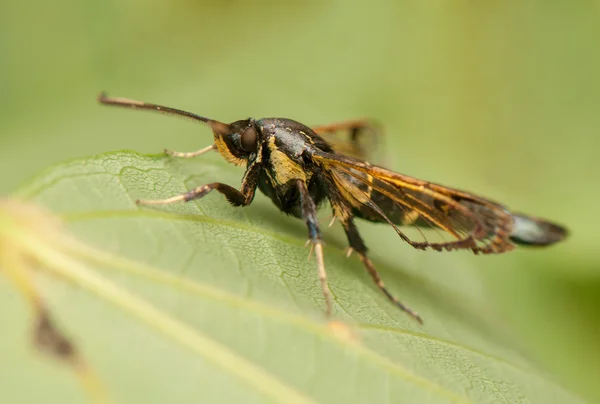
<box><xmin>98</xmin><ymin>93</ymin><xmax>226</xmax><ymax>128</ymax></box>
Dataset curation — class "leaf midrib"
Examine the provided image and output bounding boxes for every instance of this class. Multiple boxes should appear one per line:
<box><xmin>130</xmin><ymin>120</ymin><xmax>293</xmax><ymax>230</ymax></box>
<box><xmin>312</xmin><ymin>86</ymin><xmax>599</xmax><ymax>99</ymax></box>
<box><xmin>62</xmin><ymin>208</ymin><xmax>544</xmax><ymax>399</ymax></box>
<box><xmin>71</xmin><ymin>237</ymin><xmax>472</xmax><ymax>404</ymax></box>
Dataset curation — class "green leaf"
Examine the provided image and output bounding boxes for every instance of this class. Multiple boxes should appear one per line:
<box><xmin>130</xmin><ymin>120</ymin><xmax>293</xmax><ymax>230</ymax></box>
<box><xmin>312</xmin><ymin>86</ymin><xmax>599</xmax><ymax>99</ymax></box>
<box><xmin>3</xmin><ymin>150</ymin><xmax>582</xmax><ymax>403</ymax></box>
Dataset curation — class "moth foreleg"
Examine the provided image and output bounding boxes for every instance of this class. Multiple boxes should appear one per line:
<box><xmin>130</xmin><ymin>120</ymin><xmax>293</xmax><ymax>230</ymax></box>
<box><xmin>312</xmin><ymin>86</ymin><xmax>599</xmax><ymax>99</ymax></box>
<box><xmin>164</xmin><ymin>144</ymin><xmax>215</xmax><ymax>158</ymax></box>
<box><xmin>137</xmin><ymin>162</ymin><xmax>259</xmax><ymax>207</ymax></box>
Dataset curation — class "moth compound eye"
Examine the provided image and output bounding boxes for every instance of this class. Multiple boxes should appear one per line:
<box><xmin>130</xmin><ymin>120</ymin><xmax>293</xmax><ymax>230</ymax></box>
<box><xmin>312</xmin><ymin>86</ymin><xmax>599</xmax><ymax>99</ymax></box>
<box><xmin>240</xmin><ymin>126</ymin><xmax>258</xmax><ymax>153</ymax></box>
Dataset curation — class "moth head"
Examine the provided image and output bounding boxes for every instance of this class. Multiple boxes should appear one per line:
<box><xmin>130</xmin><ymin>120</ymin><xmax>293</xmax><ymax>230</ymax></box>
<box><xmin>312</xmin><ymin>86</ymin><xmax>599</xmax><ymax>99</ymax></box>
<box><xmin>209</xmin><ymin>118</ymin><xmax>260</xmax><ymax>166</ymax></box>
<box><xmin>97</xmin><ymin>93</ymin><xmax>261</xmax><ymax>167</ymax></box>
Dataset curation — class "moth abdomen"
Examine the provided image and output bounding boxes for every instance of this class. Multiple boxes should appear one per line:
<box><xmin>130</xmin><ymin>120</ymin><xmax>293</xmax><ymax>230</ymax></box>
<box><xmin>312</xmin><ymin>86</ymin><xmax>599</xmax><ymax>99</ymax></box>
<box><xmin>509</xmin><ymin>213</ymin><xmax>568</xmax><ymax>246</ymax></box>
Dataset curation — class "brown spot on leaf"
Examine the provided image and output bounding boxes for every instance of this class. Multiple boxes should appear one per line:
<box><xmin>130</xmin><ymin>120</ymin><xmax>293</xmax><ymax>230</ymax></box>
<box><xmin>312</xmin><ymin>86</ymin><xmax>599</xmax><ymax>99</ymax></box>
<box><xmin>34</xmin><ymin>308</ymin><xmax>78</xmax><ymax>364</ymax></box>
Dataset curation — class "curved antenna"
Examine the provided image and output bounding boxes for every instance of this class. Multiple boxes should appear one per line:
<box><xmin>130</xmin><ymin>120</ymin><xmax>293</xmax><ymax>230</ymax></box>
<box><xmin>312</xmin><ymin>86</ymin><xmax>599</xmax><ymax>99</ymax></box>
<box><xmin>98</xmin><ymin>92</ymin><xmax>211</xmax><ymax>124</ymax></box>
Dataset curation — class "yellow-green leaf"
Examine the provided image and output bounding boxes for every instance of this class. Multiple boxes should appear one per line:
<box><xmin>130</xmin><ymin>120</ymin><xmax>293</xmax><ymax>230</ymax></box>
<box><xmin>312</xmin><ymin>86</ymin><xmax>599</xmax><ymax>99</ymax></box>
<box><xmin>0</xmin><ymin>151</ymin><xmax>582</xmax><ymax>403</ymax></box>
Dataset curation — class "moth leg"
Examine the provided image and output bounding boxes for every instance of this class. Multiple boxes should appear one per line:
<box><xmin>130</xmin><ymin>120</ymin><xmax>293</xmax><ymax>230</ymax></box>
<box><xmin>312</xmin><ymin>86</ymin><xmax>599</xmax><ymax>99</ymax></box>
<box><xmin>164</xmin><ymin>144</ymin><xmax>215</xmax><ymax>158</ymax></box>
<box><xmin>341</xmin><ymin>215</ymin><xmax>423</xmax><ymax>324</ymax></box>
<box><xmin>296</xmin><ymin>179</ymin><xmax>332</xmax><ymax>317</ymax></box>
<box><xmin>137</xmin><ymin>162</ymin><xmax>259</xmax><ymax>207</ymax></box>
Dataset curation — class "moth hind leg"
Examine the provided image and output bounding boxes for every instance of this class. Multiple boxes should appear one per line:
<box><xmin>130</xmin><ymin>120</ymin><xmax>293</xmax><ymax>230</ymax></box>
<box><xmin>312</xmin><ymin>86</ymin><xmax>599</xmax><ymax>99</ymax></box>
<box><xmin>341</xmin><ymin>214</ymin><xmax>423</xmax><ymax>323</ymax></box>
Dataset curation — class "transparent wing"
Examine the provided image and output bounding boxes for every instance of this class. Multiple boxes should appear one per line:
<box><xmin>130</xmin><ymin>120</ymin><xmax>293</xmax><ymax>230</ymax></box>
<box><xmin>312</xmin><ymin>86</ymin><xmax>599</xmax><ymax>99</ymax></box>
<box><xmin>311</xmin><ymin>119</ymin><xmax>383</xmax><ymax>162</ymax></box>
<box><xmin>313</xmin><ymin>150</ymin><xmax>516</xmax><ymax>254</ymax></box>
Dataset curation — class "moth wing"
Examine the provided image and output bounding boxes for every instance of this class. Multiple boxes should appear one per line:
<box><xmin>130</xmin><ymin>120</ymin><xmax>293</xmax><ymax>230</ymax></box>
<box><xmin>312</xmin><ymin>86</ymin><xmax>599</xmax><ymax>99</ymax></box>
<box><xmin>311</xmin><ymin>119</ymin><xmax>383</xmax><ymax>162</ymax></box>
<box><xmin>312</xmin><ymin>150</ymin><xmax>516</xmax><ymax>253</ymax></box>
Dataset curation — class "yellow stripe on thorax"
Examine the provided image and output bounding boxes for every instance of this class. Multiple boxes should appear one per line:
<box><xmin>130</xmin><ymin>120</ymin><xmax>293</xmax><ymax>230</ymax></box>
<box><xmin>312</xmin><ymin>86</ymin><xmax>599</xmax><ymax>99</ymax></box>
<box><xmin>267</xmin><ymin>138</ymin><xmax>309</xmax><ymax>184</ymax></box>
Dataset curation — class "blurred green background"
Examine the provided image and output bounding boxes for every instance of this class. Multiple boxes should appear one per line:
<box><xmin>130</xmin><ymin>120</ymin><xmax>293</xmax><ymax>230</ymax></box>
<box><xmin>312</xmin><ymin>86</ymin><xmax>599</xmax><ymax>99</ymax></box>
<box><xmin>2</xmin><ymin>0</ymin><xmax>599</xmax><ymax>402</ymax></box>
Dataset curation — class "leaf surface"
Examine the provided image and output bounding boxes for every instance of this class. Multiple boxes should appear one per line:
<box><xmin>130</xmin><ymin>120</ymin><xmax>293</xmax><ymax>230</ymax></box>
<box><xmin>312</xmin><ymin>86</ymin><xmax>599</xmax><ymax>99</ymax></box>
<box><xmin>1</xmin><ymin>151</ymin><xmax>582</xmax><ymax>404</ymax></box>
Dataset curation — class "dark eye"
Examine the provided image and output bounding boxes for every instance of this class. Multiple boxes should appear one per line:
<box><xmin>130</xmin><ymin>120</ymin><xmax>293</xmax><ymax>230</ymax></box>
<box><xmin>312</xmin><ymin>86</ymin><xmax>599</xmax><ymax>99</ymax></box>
<box><xmin>240</xmin><ymin>126</ymin><xmax>258</xmax><ymax>153</ymax></box>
